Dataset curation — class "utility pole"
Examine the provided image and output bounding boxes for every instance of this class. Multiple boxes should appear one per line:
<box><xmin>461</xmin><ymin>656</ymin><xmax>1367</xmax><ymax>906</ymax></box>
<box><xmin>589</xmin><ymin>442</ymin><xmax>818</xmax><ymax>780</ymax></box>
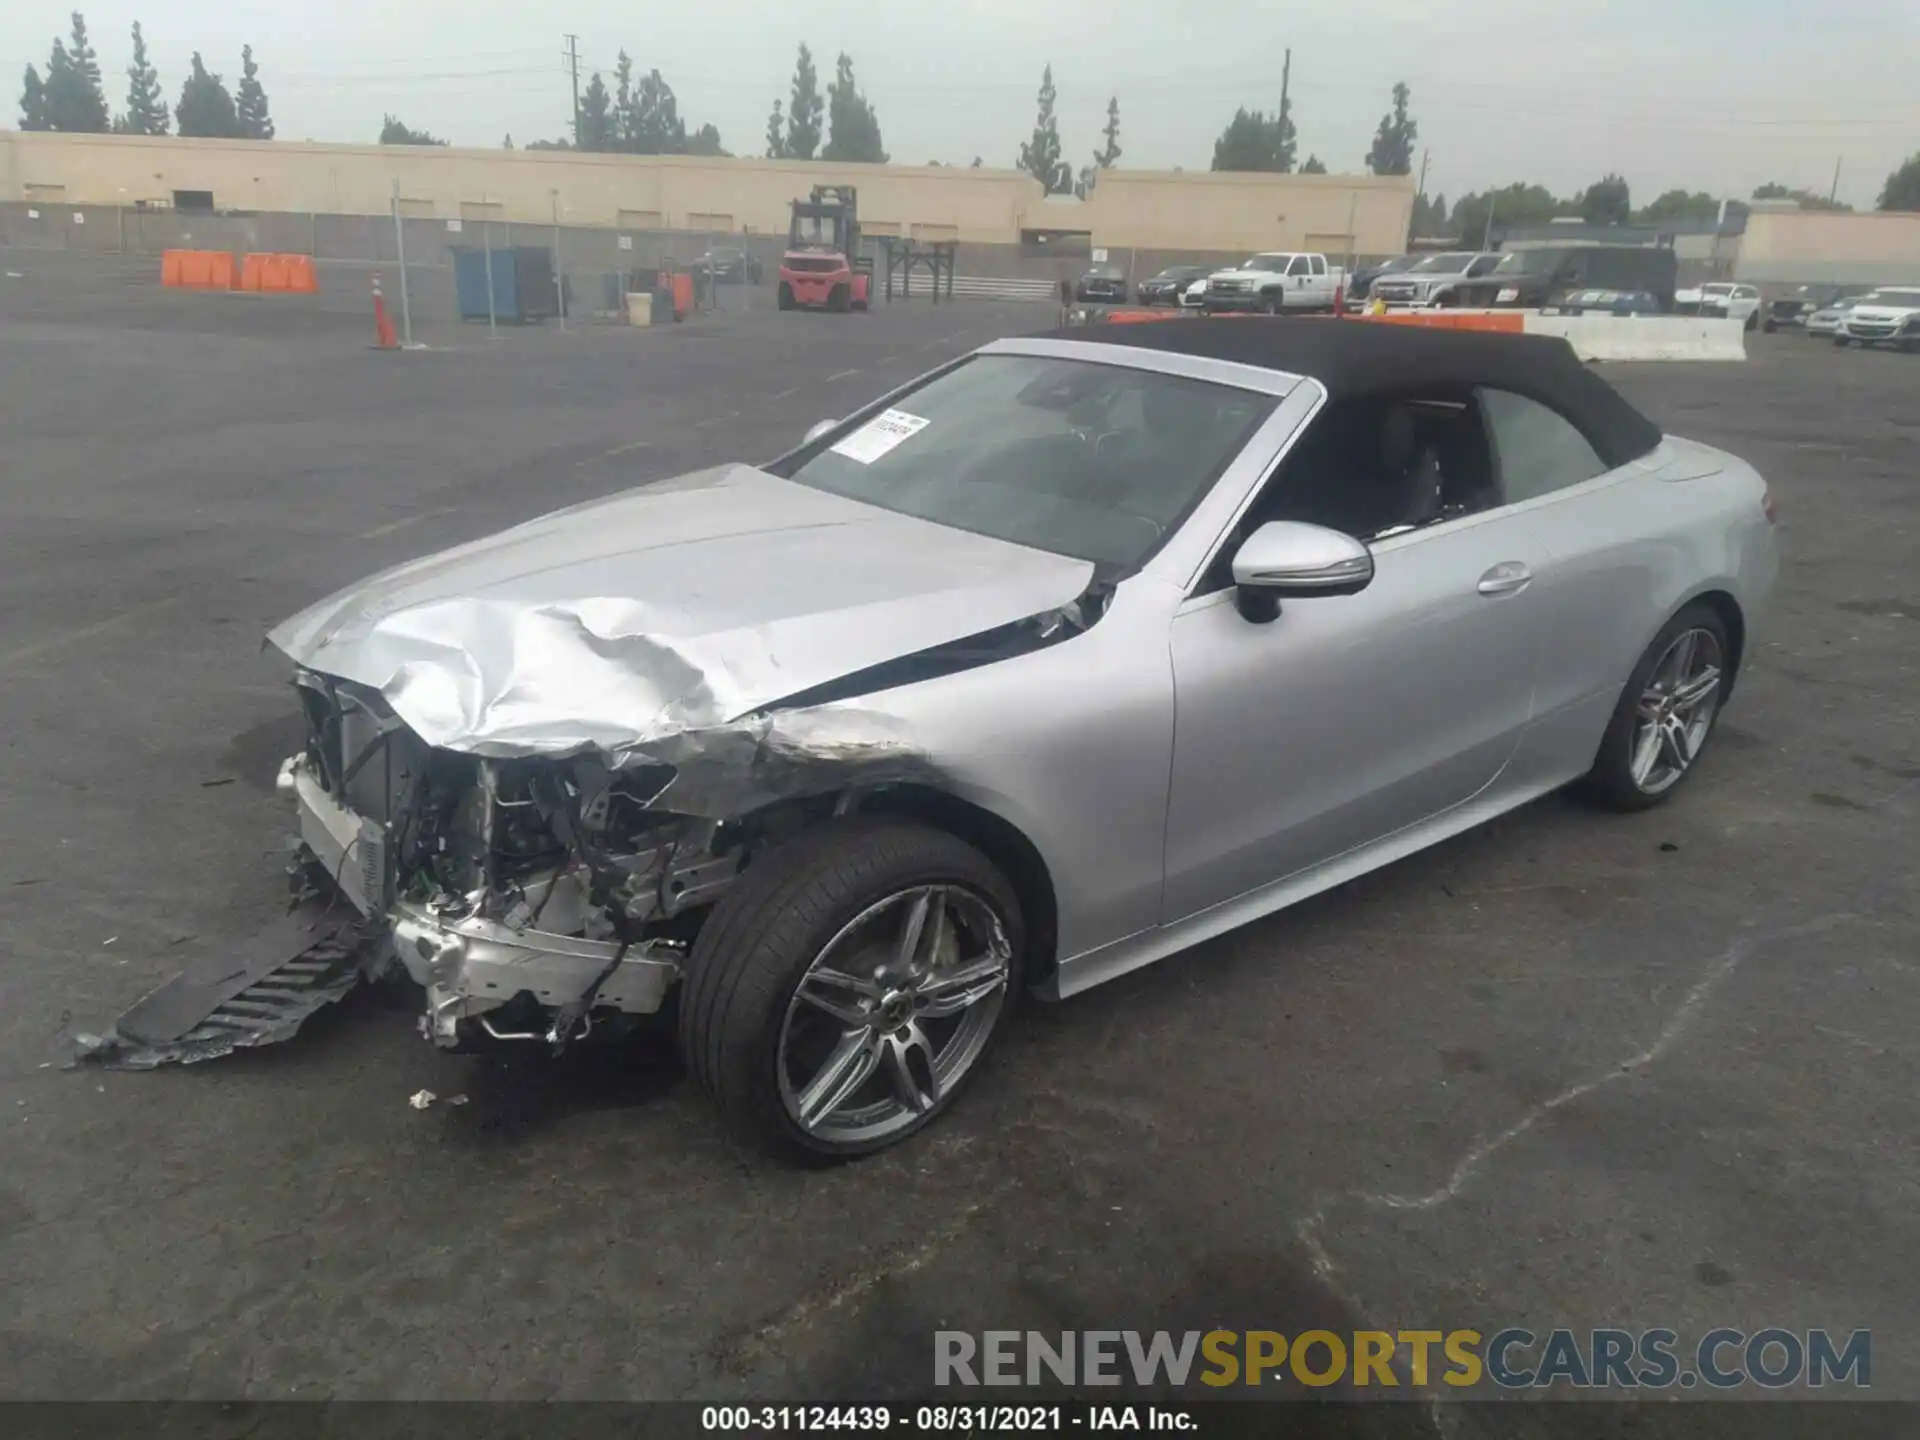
<box><xmin>1415</xmin><ymin>147</ymin><xmax>1431</xmax><ymax>241</ymax></box>
<box><xmin>1278</xmin><ymin>47</ymin><xmax>1292</xmax><ymax>171</ymax></box>
<box><xmin>1828</xmin><ymin>155</ymin><xmax>1842</xmax><ymax>206</ymax></box>
<box><xmin>563</xmin><ymin>34</ymin><xmax>581</xmax><ymax>147</ymax></box>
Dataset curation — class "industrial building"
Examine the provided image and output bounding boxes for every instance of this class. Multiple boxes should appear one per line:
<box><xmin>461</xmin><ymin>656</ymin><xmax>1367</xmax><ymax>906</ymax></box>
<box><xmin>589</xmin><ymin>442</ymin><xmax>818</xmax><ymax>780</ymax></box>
<box><xmin>0</xmin><ymin>129</ymin><xmax>1417</xmax><ymax>268</ymax></box>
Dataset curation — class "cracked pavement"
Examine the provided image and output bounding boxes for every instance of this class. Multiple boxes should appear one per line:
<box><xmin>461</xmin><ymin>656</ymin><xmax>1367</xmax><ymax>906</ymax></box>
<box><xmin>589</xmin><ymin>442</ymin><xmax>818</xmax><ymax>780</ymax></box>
<box><xmin>1</xmin><ymin>256</ymin><xmax>1915</xmax><ymax>1417</ymax></box>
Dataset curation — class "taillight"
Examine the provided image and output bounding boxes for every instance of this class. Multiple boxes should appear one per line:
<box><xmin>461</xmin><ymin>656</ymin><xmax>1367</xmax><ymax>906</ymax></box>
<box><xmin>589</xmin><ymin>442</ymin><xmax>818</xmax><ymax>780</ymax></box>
<box><xmin>1762</xmin><ymin>488</ymin><xmax>1778</xmax><ymax>525</ymax></box>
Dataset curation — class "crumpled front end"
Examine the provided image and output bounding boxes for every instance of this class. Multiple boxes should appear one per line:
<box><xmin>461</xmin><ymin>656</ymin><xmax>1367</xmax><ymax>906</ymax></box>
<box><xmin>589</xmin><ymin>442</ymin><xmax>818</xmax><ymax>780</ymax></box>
<box><xmin>276</xmin><ymin>669</ymin><xmax>937</xmax><ymax>1049</ymax></box>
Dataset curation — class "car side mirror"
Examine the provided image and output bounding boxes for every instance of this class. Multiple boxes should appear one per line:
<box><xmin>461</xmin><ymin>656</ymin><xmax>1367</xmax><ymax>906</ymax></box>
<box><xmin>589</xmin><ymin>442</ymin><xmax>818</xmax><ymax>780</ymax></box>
<box><xmin>1231</xmin><ymin>520</ymin><xmax>1374</xmax><ymax>622</ymax></box>
<box><xmin>803</xmin><ymin>419</ymin><xmax>839</xmax><ymax>446</ymax></box>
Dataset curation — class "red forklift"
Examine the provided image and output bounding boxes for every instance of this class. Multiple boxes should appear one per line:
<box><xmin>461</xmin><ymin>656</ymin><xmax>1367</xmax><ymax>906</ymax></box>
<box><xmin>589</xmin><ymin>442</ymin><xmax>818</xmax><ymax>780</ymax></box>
<box><xmin>778</xmin><ymin>185</ymin><xmax>873</xmax><ymax>312</ymax></box>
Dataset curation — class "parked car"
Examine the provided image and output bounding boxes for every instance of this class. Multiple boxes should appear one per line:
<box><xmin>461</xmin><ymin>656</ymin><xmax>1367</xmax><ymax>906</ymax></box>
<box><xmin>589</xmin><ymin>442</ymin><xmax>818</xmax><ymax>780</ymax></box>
<box><xmin>1346</xmin><ymin>254</ymin><xmax>1418</xmax><ymax>303</ymax></box>
<box><xmin>1451</xmin><ymin>245</ymin><xmax>1678</xmax><ymax>313</ymax></box>
<box><xmin>1550</xmin><ymin>288</ymin><xmax>1664</xmax><ymax>316</ymax></box>
<box><xmin>1673</xmin><ymin>281</ymin><xmax>1763</xmax><ymax>330</ymax></box>
<box><xmin>1369</xmin><ymin>250</ymin><xmax>1503</xmax><ymax>308</ymax></box>
<box><xmin>1074</xmin><ymin>264</ymin><xmax>1130</xmax><ymax>304</ymax></box>
<box><xmin>1804</xmin><ymin>292</ymin><xmax>1877</xmax><ymax>337</ymax></box>
<box><xmin>1135</xmin><ymin>265</ymin><xmax>1212</xmax><ymax>306</ymax></box>
<box><xmin>1763</xmin><ymin>284</ymin><xmax>1867</xmax><ymax>333</ymax></box>
<box><xmin>254</xmin><ymin>319</ymin><xmax>1776</xmax><ymax>1158</ymax></box>
<box><xmin>691</xmin><ymin>247</ymin><xmax>764</xmax><ymax>284</ymax></box>
<box><xmin>1203</xmin><ymin>252</ymin><xmax>1346</xmax><ymax>313</ymax></box>
<box><xmin>1835</xmin><ymin>287</ymin><xmax>1920</xmax><ymax>350</ymax></box>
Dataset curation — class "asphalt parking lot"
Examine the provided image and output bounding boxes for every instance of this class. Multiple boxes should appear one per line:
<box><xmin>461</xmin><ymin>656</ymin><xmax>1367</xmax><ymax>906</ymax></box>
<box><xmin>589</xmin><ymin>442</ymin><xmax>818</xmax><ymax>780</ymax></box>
<box><xmin>1</xmin><ymin>253</ymin><xmax>1916</xmax><ymax>1424</ymax></box>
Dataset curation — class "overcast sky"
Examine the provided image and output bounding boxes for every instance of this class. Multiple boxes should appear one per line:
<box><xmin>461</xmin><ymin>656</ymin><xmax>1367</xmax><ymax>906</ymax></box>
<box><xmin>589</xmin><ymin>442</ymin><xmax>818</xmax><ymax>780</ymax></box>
<box><xmin>6</xmin><ymin>0</ymin><xmax>1916</xmax><ymax>208</ymax></box>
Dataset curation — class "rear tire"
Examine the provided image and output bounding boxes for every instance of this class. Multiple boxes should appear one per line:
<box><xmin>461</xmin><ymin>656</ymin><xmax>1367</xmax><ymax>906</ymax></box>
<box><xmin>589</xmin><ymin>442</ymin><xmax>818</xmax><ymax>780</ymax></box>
<box><xmin>678</xmin><ymin>818</ymin><xmax>1025</xmax><ymax>1162</ymax></box>
<box><xmin>829</xmin><ymin>284</ymin><xmax>849</xmax><ymax>313</ymax></box>
<box><xmin>777</xmin><ymin>283</ymin><xmax>795</xmax><ymax>311</ymax></box>
<box><xmin>1580</xmin><ymin>602</ymin><xmax>1732</xmax><ymax>813</ymax></box>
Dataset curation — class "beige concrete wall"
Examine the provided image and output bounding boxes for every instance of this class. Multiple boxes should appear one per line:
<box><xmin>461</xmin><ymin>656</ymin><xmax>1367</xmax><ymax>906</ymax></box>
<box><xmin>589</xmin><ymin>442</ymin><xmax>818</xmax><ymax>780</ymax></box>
<box><xmin>1</xmin><ymin>129</ymin><xmax>1413</xmax><ymax>256</ymax></box>
<box><xmin>1736</xmin><ymin>209</ymin><xmax>1920</xmax><ymax>285</ymax></box>
<box><xmin>1075</xmin><ymin>169</ymin><xmax>1414</xmax><ymax>257</ymax></box>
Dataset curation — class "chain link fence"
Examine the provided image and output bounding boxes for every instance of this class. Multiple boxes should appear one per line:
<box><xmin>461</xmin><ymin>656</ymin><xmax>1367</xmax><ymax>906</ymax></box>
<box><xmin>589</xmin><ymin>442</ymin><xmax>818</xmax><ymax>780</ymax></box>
<box><xmin>0</xmin><ymin>200</ymin><xmax>780</xmax><ymax>341</ymax></box>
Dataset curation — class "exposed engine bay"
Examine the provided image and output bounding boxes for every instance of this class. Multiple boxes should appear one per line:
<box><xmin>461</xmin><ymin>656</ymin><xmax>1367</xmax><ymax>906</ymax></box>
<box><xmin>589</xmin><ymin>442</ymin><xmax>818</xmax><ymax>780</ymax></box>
<box><xmin>283</xmin><ymin>667</ymin><xmax>813</xmax><ymax>1050</ymax></box>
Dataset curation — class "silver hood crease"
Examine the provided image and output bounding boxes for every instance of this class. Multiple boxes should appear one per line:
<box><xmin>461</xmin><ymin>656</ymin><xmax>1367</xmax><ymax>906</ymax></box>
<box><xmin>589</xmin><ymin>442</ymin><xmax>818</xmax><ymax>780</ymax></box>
<box><xmin>268</xmin><ymin>463</ymin><xmax>1098</xmax><ymax>775</ymax></box>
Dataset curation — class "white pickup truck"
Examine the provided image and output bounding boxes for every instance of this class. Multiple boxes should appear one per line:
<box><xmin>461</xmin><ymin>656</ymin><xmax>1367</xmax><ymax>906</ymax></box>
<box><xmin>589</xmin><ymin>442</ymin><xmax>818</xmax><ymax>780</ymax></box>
<box><xmin>1201</xmin><ymin>251</ymin><xmax>1345</xmax><ymax>314</ymax></box>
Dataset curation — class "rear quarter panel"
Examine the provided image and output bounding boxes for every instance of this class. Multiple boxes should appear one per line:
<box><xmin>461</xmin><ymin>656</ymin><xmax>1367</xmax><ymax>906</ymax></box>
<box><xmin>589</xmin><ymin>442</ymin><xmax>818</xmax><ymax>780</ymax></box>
<box><xmin>1513</xmin><ymin>441</ymin><xmax>1775</xmax><ymax>778</ymax></box>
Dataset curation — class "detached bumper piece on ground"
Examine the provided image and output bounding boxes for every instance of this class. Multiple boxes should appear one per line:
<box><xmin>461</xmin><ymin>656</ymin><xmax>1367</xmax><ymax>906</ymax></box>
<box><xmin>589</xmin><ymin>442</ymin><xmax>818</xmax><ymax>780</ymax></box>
<box><xmin>73</xmin><ymin>900</ymin><xmax>379</xmax><ymax>1069</ymax></box>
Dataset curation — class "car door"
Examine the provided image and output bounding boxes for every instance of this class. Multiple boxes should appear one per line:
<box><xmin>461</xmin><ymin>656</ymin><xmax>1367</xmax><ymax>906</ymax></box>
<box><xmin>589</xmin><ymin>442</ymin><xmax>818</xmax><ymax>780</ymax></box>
<box><xmin>1160</xmin><ymin>411</ymin><xmax>1549</xmax><ymax>923</ymax></box>
<box><xmin>1284</xmin><ymin>255</ymin><xmax>1311</xmax><ymax>305</ymax></box>
<box><xmin>1309</xmin><ymin>253</ymin><xmax>1331</xmax><ymax>306</ymax></box>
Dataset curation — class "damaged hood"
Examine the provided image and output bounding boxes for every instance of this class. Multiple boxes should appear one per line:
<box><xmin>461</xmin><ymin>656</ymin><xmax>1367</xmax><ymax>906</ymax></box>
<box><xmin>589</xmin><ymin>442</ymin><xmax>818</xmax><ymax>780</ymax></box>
<box><xmin>268</xmin><ymin>463</ymin><xmax>1096</xmax><ymax>759</ymax></box>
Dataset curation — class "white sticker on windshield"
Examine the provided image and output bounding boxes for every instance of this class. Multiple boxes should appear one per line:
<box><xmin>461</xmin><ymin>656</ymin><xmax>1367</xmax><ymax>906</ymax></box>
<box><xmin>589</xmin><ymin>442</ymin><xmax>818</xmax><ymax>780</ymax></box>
<box><xmin>830</xmin><ymin>408</ymin><xmax>930</xmax><ymax>465</ymax></box>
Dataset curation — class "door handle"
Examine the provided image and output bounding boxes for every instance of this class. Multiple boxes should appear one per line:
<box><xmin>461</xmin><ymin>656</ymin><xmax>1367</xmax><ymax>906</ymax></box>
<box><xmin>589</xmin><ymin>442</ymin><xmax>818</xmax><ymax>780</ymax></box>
<box><xmin>1477</xmin><ymin>561</ymin><xmax>1532</xmax><ymax>596</ymax></box>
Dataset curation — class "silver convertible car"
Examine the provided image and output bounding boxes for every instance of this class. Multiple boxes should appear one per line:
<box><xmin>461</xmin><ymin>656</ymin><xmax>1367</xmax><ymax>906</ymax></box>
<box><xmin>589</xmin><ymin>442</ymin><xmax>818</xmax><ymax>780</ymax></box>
<box><xmin>133</xmin><ymin>322</ymin><xmax>1780</xmax><ymax>1159</ymax></box>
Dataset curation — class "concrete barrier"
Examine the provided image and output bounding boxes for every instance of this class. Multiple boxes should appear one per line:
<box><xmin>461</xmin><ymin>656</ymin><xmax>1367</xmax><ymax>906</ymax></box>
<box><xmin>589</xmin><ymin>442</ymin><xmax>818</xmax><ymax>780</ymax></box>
<box><xmin>1523</xmin><ymin>314</ymin><xmax>1746</xmax><ymax>362</ymax></box>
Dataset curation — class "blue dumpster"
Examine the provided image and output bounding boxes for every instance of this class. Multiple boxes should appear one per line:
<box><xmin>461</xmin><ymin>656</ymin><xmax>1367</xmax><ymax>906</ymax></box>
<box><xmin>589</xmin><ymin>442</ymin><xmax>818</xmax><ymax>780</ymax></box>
<box><xmin>450</xmin><ymin>246</ymin><xmax>557</xmax><ymax>323</ymax></box>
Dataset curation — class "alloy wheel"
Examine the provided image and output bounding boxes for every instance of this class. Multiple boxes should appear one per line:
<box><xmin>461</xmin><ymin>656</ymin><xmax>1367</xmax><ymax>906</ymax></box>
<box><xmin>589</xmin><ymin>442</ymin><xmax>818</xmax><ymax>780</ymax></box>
<box><xmin>776</xmin><ymin>884</ymin><xmax>1012</xmax><ymax>1146</ymax></box>
<box><xmin>1629</xmin><ymin>627</ymin><xmax>1723</xmax><ymax>795</ymax></box>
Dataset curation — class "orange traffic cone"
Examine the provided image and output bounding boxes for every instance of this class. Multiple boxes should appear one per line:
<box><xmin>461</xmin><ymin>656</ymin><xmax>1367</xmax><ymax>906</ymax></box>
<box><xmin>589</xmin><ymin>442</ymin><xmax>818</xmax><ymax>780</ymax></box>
<box><xmin>372</xmin><ymin>274</ymin><xmax>398</xmax><ymax>350</ymax></box>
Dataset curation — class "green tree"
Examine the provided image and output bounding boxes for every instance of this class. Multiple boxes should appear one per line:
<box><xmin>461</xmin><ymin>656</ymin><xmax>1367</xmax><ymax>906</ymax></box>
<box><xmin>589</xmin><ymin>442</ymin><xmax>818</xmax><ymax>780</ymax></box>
<box><xmin>822</xmin><ymin>52</ymin><xmax>887</xmax><ymax>163</ymax></box>
<box><xmin>1301</xmin><ymin>154</ymin><xmax>1327</xmax><ymax>174</ymax></box>
<box><xmin>1578</xmin><ymin>172</ymin><xmax>1630</xmax><ymax>225</ymax></box>
<box><xmin>121</xmin><ymin>21</ymin><xmax>167</xmax><ymax>135</ymax></box>
<box><xmin>379</xmin><ymin>114</ymin><xmax>446</xmax><ymax>145</ymax></box>
<box><xmin>577</xmin><ymin>72</ymin><xmax>613</xmax><ymax>151</ymax></box>
<box><xmin>1094</xmin><ymin>94</ymin><xmax>1121</xmax><ymax>169</ymax></box>
<box><xmin>527</xmin><ymin>137</ymin><xmax>571</xmax><ymax>151</ymax></box>
<box><xmin>1364</xmin><ymin>81</ymin><xmax>1416</xmax><ymax>176</ymax></box>
<box><xmin>174</xmin><ymin>52</ymin><xmax>239</xmax><ymax>137</ymax></box>
<box><xmin>970</xmin><ymin>156</ymin><xmax>982</xmax><ymax>168</ymax></box>
<box><xmin>1636</xmin><ymin>188</ymin><xmax>1720</xmax><ymax>224</ymax></box>
<box><xmin>1450</xmin><ymin>183</ymin><xmax>1562</xmax><ymax>243</ymax></box>
<box><xmin>43</xmin><ymin>14</ymin><xmax>110</xmax><ymax>132</ymax></box>
<box><xmin>687</xmin><ymin>123</ymin><xmax>727</xmax><ymax>157</ymax></box>
<box><xmin>1752</xmin><ymin>181</ymin><xmax>1851</xmax><ymax>212</ymax></box>
<box><xmin>1882</xmin><ymin>153</ymin><xmax>1920</xmax><ymax>211</ymax></box>
<box><xmin>1018</xmin><ymin>65</ymin><xmax>1072</xmax><ymax>193</ymax></box>
<box><xmin>785</xmin><ymin>44</ymin><xmax>823</xmax><ymax>160</ymax></box>
<box><xmin>764</xmin><ymin>99</ymin><xmax>787</xmax><ymax>159</ymax></box>
<box><xmin>1211</xmin><ymin>107</ymin><xmax>1294</xmax><ymax>173</ymax></box>
<box><xmin>19</xmin><ymin>65</ymin><xmax>49</xmax><ymax>129</ymax></box>
<box><xmin>631</xmin><ymin>68</ymin><xmax>687</xmax><ymax>154</ymax></box>
<box><xmin>612</xmin><ymin>51</ymin><xmax>638</xmax><ymax>152</ymax></box>
<box><xmin>234</xmin><ymin>44</ymin><xmax>273</xmax><ymax>139</ymax></box>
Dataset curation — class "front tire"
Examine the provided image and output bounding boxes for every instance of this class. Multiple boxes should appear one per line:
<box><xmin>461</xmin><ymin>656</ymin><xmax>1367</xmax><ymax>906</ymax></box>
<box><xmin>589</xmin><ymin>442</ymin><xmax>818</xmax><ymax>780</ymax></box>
<box><xmin>679</xmin><ymin>819</ymin><xmax>1024</xmax><ymax>1162</ymax></box>
<box><xmin>777</xmin><ymin>283</ymin><xmax>795</xmax><ymax>311</ymax></box>
<box><xmin>1581</xmin><ymin>603</ymin><xmax>1731</xmax><ymax>812</ymax></box>
<box><xmin>1834</xmin><ymin>335</ymin><xmax>1851</xmax><ymax>347</ymax></box>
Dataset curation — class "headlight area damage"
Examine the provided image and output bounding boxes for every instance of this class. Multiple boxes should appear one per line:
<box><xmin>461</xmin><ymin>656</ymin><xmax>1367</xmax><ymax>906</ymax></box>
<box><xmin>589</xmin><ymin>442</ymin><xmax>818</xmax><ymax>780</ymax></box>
<box><xmin>74</xmin><ymin>585</ymin><xmax>1107</xmax><ymax>1069</ymax></box>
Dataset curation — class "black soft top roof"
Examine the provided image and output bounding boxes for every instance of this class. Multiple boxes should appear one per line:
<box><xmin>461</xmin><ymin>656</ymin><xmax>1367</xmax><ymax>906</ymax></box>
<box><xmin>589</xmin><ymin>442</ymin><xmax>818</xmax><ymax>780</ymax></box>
<box><xmin>1043</xmin><ymin>317</ymin><xmax>1664</xmax><ymax>468</ymax></box>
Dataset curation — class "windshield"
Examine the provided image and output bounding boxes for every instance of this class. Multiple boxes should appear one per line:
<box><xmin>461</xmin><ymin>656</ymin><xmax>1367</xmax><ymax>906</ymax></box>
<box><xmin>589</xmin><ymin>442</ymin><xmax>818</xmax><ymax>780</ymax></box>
<box><xmin>1087</xmin><ymin>266</ymin><xmax>1123</xmax><ymax>279</ymax></box>
<box><xmin>1870</xmin><ymin>289</ymin><xmax>1920</xmax><ymax>306</ymax></box>
<box><xmin>1701</xmin><ymin>283</ymin><xmax>1734</xmax><ymax>296</ymax></box>
<box><xmin>1155</xmin><ymin>267</ymin><xmax>1205</xmax><ymax>281</ymax></box>
<box><xmin>1409</xmin><ymin>252</ymin><xmax>1476</xmax><ymax>273</ymax></box>
<box><xmin>778</xmin><ymin>355</ymin><xmax>1276</xmax><ymax>570</ymax></box>
<box><xmin>1378</xmin><ymin>256</ymin><xmax>1418</xmax><ymax>273</ymax></box>
<box><xmin>1241</xmin><ymin>253</ymin><xmax>1290</xmax><ymax>271</ymax></box>
<box><xmin>1490</xmin><ymin>250</ymin><xmax>1560</xmax><ymax>276</ymax></box>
